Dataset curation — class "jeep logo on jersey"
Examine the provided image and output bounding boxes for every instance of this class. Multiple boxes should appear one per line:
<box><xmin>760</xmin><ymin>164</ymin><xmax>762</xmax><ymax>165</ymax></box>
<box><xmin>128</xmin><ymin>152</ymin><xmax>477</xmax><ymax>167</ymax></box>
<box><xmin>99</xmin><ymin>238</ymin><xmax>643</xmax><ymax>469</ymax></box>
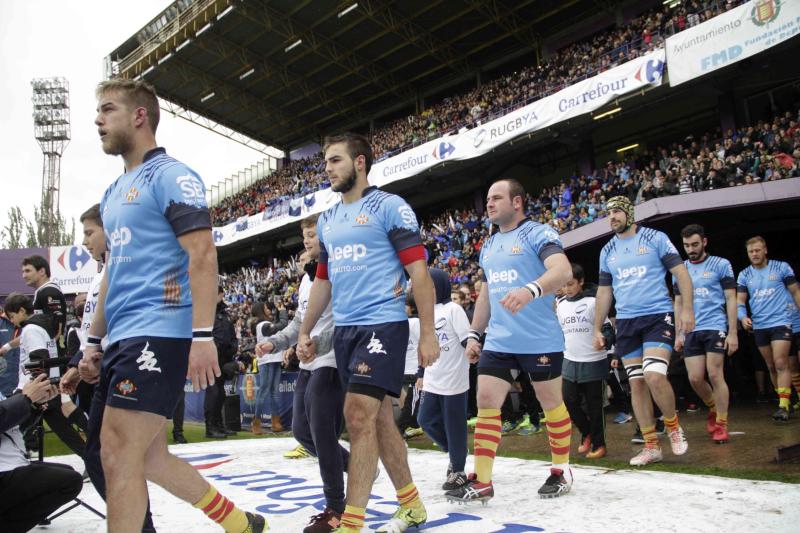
<box><xmin>753</xmin><ymin>288</ymin><xmax>776</xmax><ymax>298</ymax></box>
<box><xmin>108</xmin><ymin>227</ymin><xmax>132</xmax><ymax>247</ymax></box>
<box><xmin>695</xmin><ymin>287</ymin><xmax>710</xmax><ymax>297</ymax></box>
<box><xmin>616</xmin><ymin>266</ymin><xmax>647</xmax><ymax>279</ymax></box>
<box><xmin>176</xmin><ymin>174</ymin><xmax>204</xmax><ymax>205</ymax></box>
<box><xmin>487</xmin><ymin>269</ymin><xmax>519</xmax><ymax>283</ymax></box>
<box><xmin>328</xmin><ymin>243</ymin><xmax>367</xmax><ymax>261</ymax></box>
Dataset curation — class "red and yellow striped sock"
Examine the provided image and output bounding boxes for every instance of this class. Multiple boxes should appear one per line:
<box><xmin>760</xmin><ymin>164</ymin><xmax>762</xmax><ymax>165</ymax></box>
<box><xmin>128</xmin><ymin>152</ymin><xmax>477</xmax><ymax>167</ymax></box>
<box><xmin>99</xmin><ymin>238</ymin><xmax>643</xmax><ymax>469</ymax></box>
<box><xmin>544</xmin><ymin>403</ymin><xmax>571</xmax><ymax>467</ymax></box>
<box><xmin>396</xmin><ymin>482</ymin><xmax>422</xmax><ymax>509</ymax></box>
<box><xmin>473</xmin><ymin>408</ymin><xmax>502</xmax><ymax>484</ymax></box>
<box><xmin>777</xmin><ymin>387</ymin><xmax>791</xmax><ymax>410</ymax></box>
<box><xmin>702</xmin><ymin>397</ymin><xmax>716</xmax><ymax>412</ymax></box>
<box><xmin>641</xmin><ymin>425</ymin><xmax>659</xmax><ymax>448</ymax></box>
<box><xmin>791</xmin><ymin>373</ymin><xmax>800</xmax><ymax>397</ymax></box>
<box><xmin>716</xmin><ymin>412</ymin><xmax>728</xmax><ymax>429</ymax></box>
<box><xmin>663</xmin><ymin>414</ymin><xmax>680</xmax><ymax>433</ymax></box>
<box><xmin>340</xmin><ymin>505</ymin><xmax>366</xmax><ymax>531</ymax></box>
<box><xmin>193</xmin><ymin>485</ymin><xmax>249</xmax><ymax>533</ymax></box>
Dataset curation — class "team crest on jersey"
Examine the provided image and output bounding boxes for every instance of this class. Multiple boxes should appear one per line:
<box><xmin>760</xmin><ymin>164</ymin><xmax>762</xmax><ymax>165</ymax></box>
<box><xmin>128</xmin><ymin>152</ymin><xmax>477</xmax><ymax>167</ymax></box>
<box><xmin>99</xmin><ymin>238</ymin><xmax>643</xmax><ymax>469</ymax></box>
<box><xmin>637</xmin><ymin>246</ymin><xmax>649</xmax><ymax>255</ymax></box>
<box><xmin>355</xmin><ymin>214</ymin><xmax>369</xmax><ymax>225</ymax></box>
<box><xmin>125</xmin><ymin>187</ymin><xmax>140</xmax><ymax>203</ymax></box>
<box><xmin>510</xmin><ymin>244</ymin><xmax>522</xmax><ymax>255</ymax></box>
<box><xmin>703</xmin><ymin>271</ymin><xmax>712</xmax><ymax>278</ymax></box>
<box><xmin>768</xmin><ymin>274</ymin><xmax>778</xmax><ymax>281</ymax></box>
<box><xmin>116</xmin><ymin>379</ymin><xmax>137</xmax><ymax>395</ymax></box>
<box><xmin>356</xmin><ymin>362</ymin><xmax>371</xmax><ymax>376</ymax></box>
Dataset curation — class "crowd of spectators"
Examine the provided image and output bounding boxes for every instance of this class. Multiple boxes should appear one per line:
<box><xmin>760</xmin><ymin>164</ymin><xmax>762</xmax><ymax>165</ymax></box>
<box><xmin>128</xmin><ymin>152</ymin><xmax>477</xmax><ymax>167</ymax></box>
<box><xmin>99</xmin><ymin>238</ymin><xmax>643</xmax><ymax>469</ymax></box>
<box><xmin>210</xmin><ymin>0</ymin><xmax>746</xmax><ymax>226</ymax></box>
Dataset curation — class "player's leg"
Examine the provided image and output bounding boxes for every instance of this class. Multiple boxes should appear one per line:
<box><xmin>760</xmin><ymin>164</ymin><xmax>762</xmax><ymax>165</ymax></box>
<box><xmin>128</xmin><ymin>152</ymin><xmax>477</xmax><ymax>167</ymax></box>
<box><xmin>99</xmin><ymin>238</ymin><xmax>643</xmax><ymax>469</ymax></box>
<box><xmin>684</xmin><ymin>354</ymin><xmax>715</xmax><ymax>432</ymax></box>
<box><xmin>642</xmin><ymin>345</ymin><xmax>686</xmax><ymax>455</ymax></box>
<box><xmin>770</xmin><ymin>337</ymin><xmax>793</xmax><ymax>420</ymax></box>
<box><xmin>789</xmin><ymin>346</ymin><xmax>800</xmax><ymax>409</ymax></box>
<box><xmin>532</xmin><ymin>373</ymin><xmax>573</xmax><ymax>498</ymax></box>
<box><xmin>706</xmin><ymin>352</ymin><xmax>729</xmax><ymax>443</ymax></box>
<box><xmin>756</xmin><ymin>337</ymin><xmax>778</xmax><ymax>391</ymax></box>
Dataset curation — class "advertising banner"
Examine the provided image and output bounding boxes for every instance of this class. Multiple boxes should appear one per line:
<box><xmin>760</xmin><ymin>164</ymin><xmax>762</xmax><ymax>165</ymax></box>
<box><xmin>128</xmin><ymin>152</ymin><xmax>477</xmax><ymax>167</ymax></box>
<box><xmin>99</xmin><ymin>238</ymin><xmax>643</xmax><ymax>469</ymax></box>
<box><xmin>666</xmin><ymin>0</ymin><xmax>800</xmax><ymax>86</ymax></box>
<box><xmin>48</xmin><ymin>245</ymin><xmax>100</xmax><ymax>294</ymax></box>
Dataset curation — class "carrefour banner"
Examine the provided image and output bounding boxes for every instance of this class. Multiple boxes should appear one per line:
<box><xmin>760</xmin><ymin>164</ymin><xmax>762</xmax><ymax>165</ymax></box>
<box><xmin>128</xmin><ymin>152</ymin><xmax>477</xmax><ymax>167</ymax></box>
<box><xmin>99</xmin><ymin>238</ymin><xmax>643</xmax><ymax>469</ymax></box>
<box><xmin>212</xmin><ymin>49</ymin><xmax>665</xmax><ymax>247</ymax></box>
<box><xmin>666</xmin><ymin>0</ymin><xmax>800</xmax><ymax>87</ymax></box>
<box><xmin>370</xmin><ymin>48</ymin><xmax>665</xmax><ymax>188</ymax></box>
<box><xmin>48</xmin><ymin>245</ymin><xmax>99</xmax><ymax>294</ymax></box>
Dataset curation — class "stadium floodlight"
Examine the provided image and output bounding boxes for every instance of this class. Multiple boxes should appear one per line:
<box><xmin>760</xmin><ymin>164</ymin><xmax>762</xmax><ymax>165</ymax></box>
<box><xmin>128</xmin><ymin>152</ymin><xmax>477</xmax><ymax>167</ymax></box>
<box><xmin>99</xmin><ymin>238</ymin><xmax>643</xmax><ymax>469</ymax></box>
<box><xmin>338</xmin><ymin>3</ymin><xmax>359</xmax><ymax>18</ymax></box>
<box><xmin>176</xmin><ymin>38</ymin><xmax>193</xmax><ymax>52</ymax></box>
<box><xmin>616</xmin><ymin>143</ymin><xmax>639</xmax><ymax>153</ymax></box>
<box><xmin>201</xmin><ymin>91</ymin><xmax>216</xmax><ymax>102</ymax></box>
<box><xmin>197</xmin><ymin>22</ymin><xmax>212</xmax><ymax>36</ymax></box>
<box><xmin>217</xmin><ymin>5</ymin><xmax>234</xmax><ymax>20</ymax></box>
<box><xmin>31</xmin><ymin>77</ymin><xmax>70</xmax><ymax>245</ymax></box>
<box><xmin>239</xmin><ymin>67</ymin><xmax>256</xmax><ymax>80</ymax></box>
<box><xmin>142</xmin><ymin>66</ymin><xmax>155</xmax><ymax>77</ymax></box>
<box><xmin>593</xmin><ymin>107</ymin><xmax>621</xmax><ymax>120</ymax></box>
<box><xmin>158</xmin><ymin>52</ymin><xmax>173</xmax><ymax>65</ymax></box>
<box><xmin>285</xmin><ymin>39</ymin><xmax>302</xmax><ymax>53</ymax></box>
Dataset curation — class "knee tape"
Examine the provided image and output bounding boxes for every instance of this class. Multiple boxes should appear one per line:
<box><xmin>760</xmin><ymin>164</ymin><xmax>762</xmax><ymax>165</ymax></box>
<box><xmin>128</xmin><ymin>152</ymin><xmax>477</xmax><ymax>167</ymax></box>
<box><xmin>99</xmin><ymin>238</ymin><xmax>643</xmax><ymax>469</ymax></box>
<box><xmin>642</xmin><ymin>357</ymin><xmax>669</xmax><ymax>376</ymax></box>
<box><xmin>625</xmin><ymin>363</ymin><xmax>644</xmax><ymax>380</ymax></box>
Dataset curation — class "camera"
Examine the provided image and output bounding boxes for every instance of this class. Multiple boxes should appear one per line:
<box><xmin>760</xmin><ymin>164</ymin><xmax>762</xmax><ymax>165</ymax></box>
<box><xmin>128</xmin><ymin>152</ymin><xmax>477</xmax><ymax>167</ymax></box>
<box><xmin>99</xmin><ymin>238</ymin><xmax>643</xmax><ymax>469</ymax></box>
<box><xmin>24</xmin><ymin>356</ymin><xmax>72</xmax><ymax>385</ymax></box>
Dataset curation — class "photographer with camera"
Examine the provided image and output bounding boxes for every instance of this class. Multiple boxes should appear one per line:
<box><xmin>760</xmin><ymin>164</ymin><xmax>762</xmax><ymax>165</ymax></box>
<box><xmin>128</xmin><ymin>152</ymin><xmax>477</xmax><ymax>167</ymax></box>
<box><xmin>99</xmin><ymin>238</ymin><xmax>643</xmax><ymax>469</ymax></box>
<box><xmin>0</xmin><ymin>373</ymin><xmax>83</xmax><ymax>532</ymax></box>
<box><xmin>4</xmin><ymin>293</ymin><xmax>87</xmax><ymax>459</ymax></box>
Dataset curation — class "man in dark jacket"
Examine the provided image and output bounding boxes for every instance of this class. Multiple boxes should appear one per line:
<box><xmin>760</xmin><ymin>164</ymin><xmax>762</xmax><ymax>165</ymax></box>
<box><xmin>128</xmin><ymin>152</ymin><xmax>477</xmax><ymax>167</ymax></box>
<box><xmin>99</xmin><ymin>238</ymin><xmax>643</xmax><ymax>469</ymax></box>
<box><xmin>204</xmin><ymin>286</ymin><xmax>241</xmax><ymax>438</ymax></box>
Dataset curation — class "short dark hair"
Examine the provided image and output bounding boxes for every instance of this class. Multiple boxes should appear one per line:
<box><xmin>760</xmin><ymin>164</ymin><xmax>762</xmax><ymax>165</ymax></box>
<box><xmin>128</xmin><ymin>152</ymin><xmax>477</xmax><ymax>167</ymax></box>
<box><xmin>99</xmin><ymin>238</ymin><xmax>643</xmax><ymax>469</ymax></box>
<box><xmin>22</xmin><ymin>255</ymin><xmax>50</xmax><ymax>278</ymax></box>
<box><xmin>4</xmin><ymin>292</ymin><xmax>33</xmax><ymax>315</ymax></box>
<box><xmin>80</xmin><ymin>203</ymin><xmax>102</xmax><ymax>227</ymax></box>
<box><xmin>570</xmin><ymin>262</ymin><xmax>585</xmax><ymax>281</ymax></box>
<box><xmin>495</xmin><ymin>178</ymin><xmax>526</xmax><ymax>210</ymax></box>
<box><xmin>323</xmin><ymin>132</ymin><xmax>373</xmax><ymax>174</ymax></box>
<box><xmin>681</xmin><ymin>223</ymin><xmax>705</xmax><ymax>239</ymax></box>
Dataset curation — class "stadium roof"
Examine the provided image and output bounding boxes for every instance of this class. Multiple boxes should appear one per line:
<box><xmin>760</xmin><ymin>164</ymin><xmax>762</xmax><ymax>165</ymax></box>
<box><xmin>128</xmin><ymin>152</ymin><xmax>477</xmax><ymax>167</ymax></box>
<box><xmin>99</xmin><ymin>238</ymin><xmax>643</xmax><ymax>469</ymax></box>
<box><xmin>106</xmin><ymin>0</ymin><xmax>612</xmax><ymax>151</ymax></box>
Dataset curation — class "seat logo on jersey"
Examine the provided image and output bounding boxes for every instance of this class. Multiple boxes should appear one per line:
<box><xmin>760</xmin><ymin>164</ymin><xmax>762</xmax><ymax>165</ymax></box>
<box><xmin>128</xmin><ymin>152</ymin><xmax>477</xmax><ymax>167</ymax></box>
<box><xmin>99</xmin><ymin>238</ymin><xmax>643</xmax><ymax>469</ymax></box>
<box><xmin>616</xmin><ymin>266</ymin><xmax>647</xmax><ymax>279</ymax></box>
<box><xmin>487</xmin><ymin>269</ymin><xmax>519</xmax><ymax>283</ymax></box>
<box><xmin>108</xmin><ymin>227</ymin><xmax>132</xmax><ymax>247</ymax></box>
<box><xmin>397</xmin><ymin>205</ymin><xmax>417</xmax><ymax>227</ymax></box>
<box><xmin>328</xmin><ymin>243</ymin><xmax>367</xmax><ymax>262</ymax></box>
<box><xmin>355</xmin><ymin>214</ymin><xmax>368</xmax><ymax>225</ymax></box>
<box><xmin>367</xmin><ymin>332</ymin><xmax>387</xmax><ymax>355</ymax></box>
<box><xmin>136</xmin><ymin>342</ymin><xmax>162</xmax><ymax>373</ymax></box>
<box><xmin>176</xmin><ymin>174</ymin><xmax>205</xmax><ymax>206</ymax></box>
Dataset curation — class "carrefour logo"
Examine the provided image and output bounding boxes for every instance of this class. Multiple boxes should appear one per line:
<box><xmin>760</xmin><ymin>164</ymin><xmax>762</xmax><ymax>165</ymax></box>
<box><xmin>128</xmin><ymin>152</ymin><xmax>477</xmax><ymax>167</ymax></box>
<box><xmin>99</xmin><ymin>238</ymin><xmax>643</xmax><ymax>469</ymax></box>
<box><xmin>57</xmin><ymin>246</ymin><xmax>92</xmax><ymax>272</ymax></box>
<box><xmin>431</xmin><ymin>141</ymin><xmax>455</xmax><ymax>160</ymax></box>
<box><xmin>634</xmin><ymin>58</ymin><xmax>664</xmax><ymax>84</ymax></box>
<box><xmin>213</xmin><ymin>230</ymin><xmax>224</xmax><ymax>243</ymax></box>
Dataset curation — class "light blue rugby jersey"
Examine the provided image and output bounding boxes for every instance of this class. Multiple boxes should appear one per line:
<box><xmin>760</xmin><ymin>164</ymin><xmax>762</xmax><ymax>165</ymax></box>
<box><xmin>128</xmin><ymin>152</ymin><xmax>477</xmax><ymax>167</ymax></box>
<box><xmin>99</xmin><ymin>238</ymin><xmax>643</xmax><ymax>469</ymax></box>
<box><xmin>673</xmin><ymin>256</ymin><xmax>735</xmax><ymax>332</ymax></box>
<box><xmin>737</xmin><ymin>260</ymin><xmax>796</xmax><ymax>330</ymax></box>
<box><xmin>599</xmin><ymin>227</ymin><xmax>682</xmax><ymax>320</ymax></box>
<box><xmin>317</xmin><ymin>187</ymin><xmax>422</xmax><ymax>326</ymax></box>
<box><xmin>480</xmin><ymin>219</ymin><xmax>565</xmax><ymax>354</ymax></box>
<box><xmin>100</xmin><ymin>148</ymin><xmax>211</xmax><ymax>345</ymax></box>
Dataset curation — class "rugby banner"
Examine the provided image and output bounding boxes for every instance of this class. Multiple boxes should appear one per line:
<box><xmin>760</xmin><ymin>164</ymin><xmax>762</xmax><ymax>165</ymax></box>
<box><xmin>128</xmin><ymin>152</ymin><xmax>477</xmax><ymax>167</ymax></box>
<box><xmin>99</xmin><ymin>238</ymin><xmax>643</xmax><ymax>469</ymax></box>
<box><xmin>666</xmin><ymin>0</ymin><xmax>800</xmax><ymax>86</ymax></box>
<box><xmin>211</xmin><ymin>49</ymin><xmax>665</xmax><ymax>247</ymax></box>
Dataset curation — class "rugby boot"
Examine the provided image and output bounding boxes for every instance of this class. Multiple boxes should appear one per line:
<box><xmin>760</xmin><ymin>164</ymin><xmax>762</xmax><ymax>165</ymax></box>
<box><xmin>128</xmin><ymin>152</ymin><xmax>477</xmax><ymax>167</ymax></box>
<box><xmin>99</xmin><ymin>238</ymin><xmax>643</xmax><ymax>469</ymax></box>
<box><xmin>375</xmin><ymin>504</ymin><xmax>427</xmax><ymax>532</ymax></box>
<box><xmin>304</xmin><ymin>507</ymin><xmax>341</xmax><ymax>533</ymax></box>
<box><xmin>629</xmin><ymin>445</ymin><xmax>663</xmax><ymax>466</ymax></box>
<box><xmin>441</xmin><ymin>471</ymin><xmax>469</xmax><ymax>491</ymax></box>
<box><xmin>577</xmin><ymin>435</ymin><xmax>591</xmax><ymax>454</ymax></box>
<box><xmin>706</xmin><ymin>412</ymin><xmax>718</xmax><ymax>436</ymax></box>
<box><xmin>712</xmin><ymin>425</ymin><xmax>729</xmax><ymax>444</ymax></box>
<box><xmin>445</xmin><ymin>479</ymin><xmax>494</xmax><ymax>504</ymax></box>
<box><xmin>772</xmin><ymin>407</ymin><xmax>789</xmax><ymax>422</ymax></box>
<box><xmin>244</xmin><ymin>511</ymin><xmax>268</xmax><ymax>532</ymax></box>
<box><xmin>537</xmin><ymin>467</ymin><xmax>572</xmax><ymax>499</ymax></box>
<box><xmin>585</xmin><ymin>445</ymin><xmax>607</xmax><ymax>459</ymax></box>
<box><xmin>668</xmin><ymin>426</ymin><xmax>688</xmax><ymax>455</ymax></box>
<box><xmin>284</xmin><ymin>444</ymin><xmax>312</xmax><ymax>459</ymax></box>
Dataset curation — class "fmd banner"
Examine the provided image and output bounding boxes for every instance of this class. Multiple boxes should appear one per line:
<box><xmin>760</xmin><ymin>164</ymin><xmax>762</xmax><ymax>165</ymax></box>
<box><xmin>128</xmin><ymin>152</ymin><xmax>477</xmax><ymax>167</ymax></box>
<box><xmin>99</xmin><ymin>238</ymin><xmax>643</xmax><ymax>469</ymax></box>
<box><xmin>666</xmin><ymin>0</ymin><xmax>800</xmax><ymax>86</ymax></box>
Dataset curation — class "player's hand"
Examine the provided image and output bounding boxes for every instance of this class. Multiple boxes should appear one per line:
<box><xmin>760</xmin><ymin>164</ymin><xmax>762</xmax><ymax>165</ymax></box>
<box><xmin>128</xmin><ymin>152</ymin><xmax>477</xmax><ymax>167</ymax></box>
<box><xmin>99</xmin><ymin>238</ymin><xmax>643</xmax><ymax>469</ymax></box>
<box><xmin>418</xmin><ymin>331</ymin><xmax>440</xmax><ymax>368</ymax></box>
<box><xmin>675</xmin><ymin>335</ymin><xmax>684</xmax><ymax>352</ymax></box>
<box><xmin>297</xmin><ymin>333</ymin><xmax>317</xmax><ymax>364</ymax></box>
<box><xmin>23</xmin><ymin>374</ymin><xmax>58</xmax><ymax>405</ymax></box>
<box><xmin>679</xmin><ymin>309</ymin><xmax>695</xmax><ymax>334</ymax></box>
<box><xmin>188</xmin><ymin>341</ymin><xmax>221</xmax><ymax>391</ymax></box>
<box><xmin>499</xmin><ymin>287</ymin><xmax>534</xmax><ymax>315</ymax></box>
<box><xmin>79</xmin><ymin>346</ymin><xmax>102</xmax><ymax>384</ymax></box>
<box><xmin>725</xmin><ymin>332</ymin><xmax>739</xmax><ymax>356</ymax></box>
<box><xmin>415</xmin><ymin>377</ymin><xmax>423</xmax><ymax>390</ymax></box>
<box><xmin>60</xmin><ymin>367</ymin><xmax>80</xmax><ymax>395</ymax></box>
<box><xmin>592</xmin><ymin>330</ymin><xmax>606</xmax><ymax>351</ymax></box>
<box><xmin>465</xmin><ymin>338</ymin><xmax>481</xmax><ymax>363</ymax></box>
<box><xmin>741</xmin><ymin>317</ymin><xmax>753</xmax><ymax>331</ymax></box>
<box><xmin>255</xmin><ymin>341</ymin><xmax>274</xmax><ymax>356</ymax></box>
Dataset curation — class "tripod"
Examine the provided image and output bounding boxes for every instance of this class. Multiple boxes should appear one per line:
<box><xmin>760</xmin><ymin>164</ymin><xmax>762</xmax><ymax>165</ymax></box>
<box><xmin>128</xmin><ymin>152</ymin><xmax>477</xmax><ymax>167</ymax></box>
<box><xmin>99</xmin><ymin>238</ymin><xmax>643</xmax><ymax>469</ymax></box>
<box><xmin>25</xmin><ymin>404</ymin><xmax>105</xmax><ymax>524</ymax></box>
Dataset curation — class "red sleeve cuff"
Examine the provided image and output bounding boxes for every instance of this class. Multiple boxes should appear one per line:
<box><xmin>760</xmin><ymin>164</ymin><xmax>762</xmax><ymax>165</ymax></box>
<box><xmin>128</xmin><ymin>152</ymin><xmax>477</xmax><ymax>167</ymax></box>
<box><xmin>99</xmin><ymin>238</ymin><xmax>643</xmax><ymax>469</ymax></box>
<box><xmin>397</xmin><ymin>245</ymin><xmax>426</xmax><ymax>266</ymax></box>
<box><xmin>316</xmin><ymin>262</ymin><xmax>328</xmax><ymax>280</ymax></box>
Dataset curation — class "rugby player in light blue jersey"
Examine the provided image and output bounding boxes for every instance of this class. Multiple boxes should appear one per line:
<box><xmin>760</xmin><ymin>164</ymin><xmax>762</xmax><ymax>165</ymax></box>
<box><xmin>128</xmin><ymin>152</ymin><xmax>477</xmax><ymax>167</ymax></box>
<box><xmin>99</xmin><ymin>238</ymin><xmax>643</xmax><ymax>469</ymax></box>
<box><xmin>736</xmin><ymin>236</ymin><xmax>800</xmax><ymax>421</ymax></box>
<box><xmin>673</xmin><ymin>224</ymin><xmax>738</xmax><ymax>444</ymax></box>
<box><xmin>298</xmin><ymin>133</ymin><xmax>439</xmax><ymax>533</ymax></box>
<box><xmin>81</xmin><ymin>79</ymin><xmax>264</xmax><ymax>533</ymax></box>
<box><xmin>593</xmin><ymin>196</ymin><xmax>694</xmax><ymax>466</ymax></box>
<box><xmin>445</xmin><ymin>178</ymin><xmax>574</xmax><ymax>504</ymax></box>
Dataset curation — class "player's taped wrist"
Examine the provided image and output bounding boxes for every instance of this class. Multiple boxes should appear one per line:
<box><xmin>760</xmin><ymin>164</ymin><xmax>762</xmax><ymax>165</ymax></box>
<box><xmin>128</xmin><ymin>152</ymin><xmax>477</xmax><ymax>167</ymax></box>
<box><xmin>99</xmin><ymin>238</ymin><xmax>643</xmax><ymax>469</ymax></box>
<box><xmin>86</xmin><ymin>336</ymin><xmax>102</xmax><ymax>346</ymax></box>
<box><xmin>525</xmin><ymin>281</ymin><xmax>543</xmax><ymax>299</ymax></box>
<box><xmin>736</xmin><ymin>303</ymin><xmax>747</xmax><ymax>321</ymax></box>
<box><xmin>192</xmin><ymin>327</ymin><xmax>214</xmax><ymax>342</ymax></box>
<box><xmin>466</xmin><ymin>329</ymin><xmax>481</xmax><ymax>342</ymax></box>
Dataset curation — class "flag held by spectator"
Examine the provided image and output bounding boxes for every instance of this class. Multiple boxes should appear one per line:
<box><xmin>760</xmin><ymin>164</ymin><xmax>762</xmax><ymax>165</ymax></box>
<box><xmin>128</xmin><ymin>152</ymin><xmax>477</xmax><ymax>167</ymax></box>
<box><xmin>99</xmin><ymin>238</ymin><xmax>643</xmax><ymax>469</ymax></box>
<box><xmin>303</xmin><ymin>192</ymin><xmax>316</xmax><ymax>209</ymax></box>
<box><xmin>289</xmin><ymin>197</ymin><xmax>302</xmax><ymax>217</ymax></box>
<box><xmin>235</xmin><ymin>216</ymin><xmax>249</xmax><ymax>232</ymax></box>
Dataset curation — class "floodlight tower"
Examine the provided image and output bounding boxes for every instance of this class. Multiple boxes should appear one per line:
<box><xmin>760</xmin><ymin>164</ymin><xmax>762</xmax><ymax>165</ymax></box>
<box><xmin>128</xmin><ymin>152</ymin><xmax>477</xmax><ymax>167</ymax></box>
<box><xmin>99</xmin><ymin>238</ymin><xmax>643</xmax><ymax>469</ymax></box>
<box><xmin>31</xmin><ymin>77</ymin><xmax>70</xmax><ymax>246</ymax></box>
